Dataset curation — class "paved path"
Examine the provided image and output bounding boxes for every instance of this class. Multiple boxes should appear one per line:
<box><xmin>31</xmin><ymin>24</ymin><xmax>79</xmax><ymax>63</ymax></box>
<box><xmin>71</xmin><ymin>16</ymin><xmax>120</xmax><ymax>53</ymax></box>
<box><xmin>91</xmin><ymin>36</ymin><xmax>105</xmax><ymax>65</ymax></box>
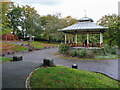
<box><xmin>2</xmin><ymin>61</ymin><xmax>41</xmax><ymax>88</ymax></box>
<box><xmin>1</xmin><ymin>41</ymin><xmax>24</xmax><ymax>45</ymax></box>
<box><xmin>3</xmin><ymin>48</ymin><xmax>120</xmax><ymax>88</ymax></box>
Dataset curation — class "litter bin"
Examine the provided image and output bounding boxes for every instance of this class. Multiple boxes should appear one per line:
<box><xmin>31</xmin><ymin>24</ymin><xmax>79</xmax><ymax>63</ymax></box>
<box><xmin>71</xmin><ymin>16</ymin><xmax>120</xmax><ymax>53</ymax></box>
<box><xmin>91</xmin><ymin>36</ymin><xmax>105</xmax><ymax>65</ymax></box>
<box><xmin>72</xmin><ymin>64</ymin><xmax>78</xmax><ymax>69</ymax></box>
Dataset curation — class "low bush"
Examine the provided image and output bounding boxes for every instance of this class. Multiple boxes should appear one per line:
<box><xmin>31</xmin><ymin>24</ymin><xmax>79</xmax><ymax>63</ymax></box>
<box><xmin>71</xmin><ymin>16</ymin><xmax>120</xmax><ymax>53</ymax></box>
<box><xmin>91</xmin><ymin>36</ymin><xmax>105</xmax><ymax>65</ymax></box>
<box><xmin>2</xmin><ymin>34</ymin><xmax>19</xmax><ymax>40</ymax></box>
<box><xmin>103</xmin><ymin>44</ymin><xmax>117</xmax><ymax>55</ymax></box>
<box><xmin>103</xmin><ymin>44</ymin><xmax>110</xmax><ymax>55</ymax></box>
<box><xmin>67</xmin><ymin>49</ymin><xmax>87</xmax><ymax>58</ymax></box>
<box><xmin>110</xmin><ymin>46</ymin><xmax>117</xmax><ymax>55</ymax></box>
<box><xmin>70</xmin><ymin>49</ymin><xmax>78</xmax><ymax>57</ymax></box>
<box><xmin>93</xmin><ymin>49</ymin><xmax>97</xmax><ymax>53</ymax></box>
<box><xmin>79</xmin><ymin>49</ymin><xmax>87</xmax><ymax>57</ymax></box>
<box><xmin>58</xmin><ymin>43</ymin><xmax>69</xmax><ymax>54</ymax></box>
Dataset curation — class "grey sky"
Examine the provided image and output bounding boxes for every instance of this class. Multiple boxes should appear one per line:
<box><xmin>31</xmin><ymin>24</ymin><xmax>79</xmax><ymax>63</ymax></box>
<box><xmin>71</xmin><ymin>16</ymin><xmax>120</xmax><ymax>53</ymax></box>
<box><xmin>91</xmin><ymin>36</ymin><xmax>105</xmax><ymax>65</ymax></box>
<box><xmin>12</xmin><ymin>0</ymin><xmax>63</xmax><ymax>6</ymax></box>
<box><xmin>11</xmin><ymin>0</ymin><xmax>119</xmax><ymax>23</ymax></box>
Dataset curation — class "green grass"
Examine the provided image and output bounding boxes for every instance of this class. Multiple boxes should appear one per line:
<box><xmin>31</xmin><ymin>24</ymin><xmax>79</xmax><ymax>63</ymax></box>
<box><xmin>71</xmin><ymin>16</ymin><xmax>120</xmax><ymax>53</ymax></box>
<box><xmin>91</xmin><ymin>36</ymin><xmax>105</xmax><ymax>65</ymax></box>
<box><xmin>11</xmin><ymin>44</ymin><xmax>28</xmax><ymax>51</ymax></box>
<box><xmin>32</xmin><ymin>41</ymin><xmax>59</xmax><ymax>45</ymax></box>
<box><xmin>23</xmin><ymin>41</ymin><xmax>58</xmax><ymax>49</ymax></box>
<box><xmin>95</xmin><ymin>54</ymin><xmax>118</xmax><ymax>59</ymax></box>
<box><xmin>31</xmin><ymin>43</ymin><xmax>43</xmax><ymax>49</ymax></box>
<box><xmin>26</xmin><ymin>41</ymin><xmax>58</xmax><ymax>49</ymax></box>
<box><xmin>0</xmin><ymin>57</ymin><xmax>13</xmax><ymax>62</ymax></box>
<box><xmin>30</xmin><ymin>65</ymin><xmax>119</xmax><ymax>88</ymax></box>
<box><xmin>2</xmin><ymin>42</ymin><xmax>27</xmax><ymax>52</ymax></box>
<box><xmin>24</xmin><ymin>41</ymin><xmax>59</xmax><ymax>45</ymax></box>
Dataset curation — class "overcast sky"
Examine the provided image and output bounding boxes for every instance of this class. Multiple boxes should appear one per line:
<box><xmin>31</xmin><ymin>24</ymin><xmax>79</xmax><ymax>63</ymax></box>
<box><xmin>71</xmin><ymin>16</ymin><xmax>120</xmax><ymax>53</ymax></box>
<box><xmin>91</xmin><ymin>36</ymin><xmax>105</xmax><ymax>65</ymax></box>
<box><xmin>11</xmin><ymin>0</ymin><xmax>119</xmax><ymax>23</ymax></box>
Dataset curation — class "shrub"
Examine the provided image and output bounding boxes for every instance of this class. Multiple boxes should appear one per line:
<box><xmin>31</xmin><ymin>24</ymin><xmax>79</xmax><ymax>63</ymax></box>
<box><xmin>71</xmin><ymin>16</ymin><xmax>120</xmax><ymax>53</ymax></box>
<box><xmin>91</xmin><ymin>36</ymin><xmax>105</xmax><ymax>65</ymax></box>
<box><xmin>93</xmin><ymin>49</ymin><xmax>97</xmax><ymax>53</ymax></box>
<box><xmin>80</xmin><ymin>49</ymin><xmax>87</xmax><ymax>57</ymax></box>
<box><xmin>110</xmin><ymin>46</ymin><xmax>117</xmax><ymax>55</ymax></box>
<box><xmin>58</xmin><ymin>43</ymin><xmax>69</xmax><ymax>54</ymax></box>
<box><xmin>2</xmin><ymin>34</ymin><xmax>19</xmax><ymax>40</ymax></box>
<box><xmin>103</xmin><ymin>44</ymin><xmax>110</xmax><ymax>55</ymax></box>
<box><xmin>103</xmin><ymin>44</ymin><xmax>117</xmax><ymax>55</ymax></box>
<box><xmin>70</xmin><ymin>49</ymin><xmax>78</xmax><ymax>57</ymax></box>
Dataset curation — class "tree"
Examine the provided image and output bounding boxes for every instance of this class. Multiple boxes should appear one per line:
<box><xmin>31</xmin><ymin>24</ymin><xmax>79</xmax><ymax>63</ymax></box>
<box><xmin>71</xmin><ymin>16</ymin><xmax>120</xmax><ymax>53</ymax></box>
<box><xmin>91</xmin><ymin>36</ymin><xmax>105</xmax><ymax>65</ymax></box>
<box><xmin>20</xmin><ymin>5</ymin><xmax>36</xmax><ymax>38</ymax></box>
<box><xmin>42</xmin><ymin>14</ymin><xmax>61</xmax><ymax>43</ymax></box>
<box><xmin>25</xmin><ymin>10</ymin><xmax>42</xmax><ymax>42</ymax></box>
<box><xmin>42</xmin><ymin>14</ymin><xmax>77</xmax><ymax>43</ymax></box>
<box><xmin>63</xmin><ymin>16</ymin><xmax>77</xmax><ymax>27</ymax></box>
<box><xmin>7</xmin><ymin>5</ymin><xmax>22</xmax><ymax>35</ymax></box>
<box><xmin>1</xmin><ymin>1</ymin><xmax>14</xmax><ymax>41</ymax></box>
<box><xmin>97</xmin><ymin>14</ymin><xmax>120</xmax><ymax>47</ymax></box>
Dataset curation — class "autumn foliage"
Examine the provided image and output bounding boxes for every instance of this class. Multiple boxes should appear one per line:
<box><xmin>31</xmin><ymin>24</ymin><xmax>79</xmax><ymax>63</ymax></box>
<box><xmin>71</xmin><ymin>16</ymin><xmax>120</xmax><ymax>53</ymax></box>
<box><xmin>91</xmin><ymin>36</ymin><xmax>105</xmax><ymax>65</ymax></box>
<box><xmin>2</xmin><ymin>34</ymin><xmax>19</xmax><ymax>40</ymax></box>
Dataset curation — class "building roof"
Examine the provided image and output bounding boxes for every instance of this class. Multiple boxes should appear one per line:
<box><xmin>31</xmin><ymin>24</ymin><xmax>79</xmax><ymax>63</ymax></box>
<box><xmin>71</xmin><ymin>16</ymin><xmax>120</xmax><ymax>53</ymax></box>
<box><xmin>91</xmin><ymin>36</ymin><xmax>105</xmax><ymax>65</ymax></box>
<box><xmin>58</xmin><ymin>17</ymin><xmax>108</xmax><ymax>34</ymax></box>
<box><xmin>77</xmin><ymin>17</ymin><xmax>94</xmax><ymax>22</ymax></box>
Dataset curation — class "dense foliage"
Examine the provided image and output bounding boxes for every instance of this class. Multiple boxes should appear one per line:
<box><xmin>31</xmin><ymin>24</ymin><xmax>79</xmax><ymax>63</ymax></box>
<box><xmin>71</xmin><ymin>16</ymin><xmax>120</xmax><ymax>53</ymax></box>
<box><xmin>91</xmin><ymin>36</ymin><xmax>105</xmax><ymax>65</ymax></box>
<box><xmin>58</xmin><ymin>43</ymin><xmax>69</xmax><ymax>54</ymax></box>
<box><xmin>1</xmin><ymin>2</ymin><xmax>77</xmax><ymax>42</ymax></box>
<box><xmin>2</xmin><ymin>34</ymin><xmax>19</xmax><ymax>40</ymax></box>
<box><xmin>79</xmin><ymin>49</ymin><xmax>87</xmax><ymax>57</ymax></box>
<box><xmin>103</xmin><ymin>43</ymin><xmax>117</xmax><ymax>55</ymax></box>
<box><xmin>1</xmin><ymin>2</ymin><xmax>119</xmax><ymax>48</ymax></box>
<box><xmin>97</xmin><ymin>14</ymin><xmax>120</xmax><ymax>48</ymax></box>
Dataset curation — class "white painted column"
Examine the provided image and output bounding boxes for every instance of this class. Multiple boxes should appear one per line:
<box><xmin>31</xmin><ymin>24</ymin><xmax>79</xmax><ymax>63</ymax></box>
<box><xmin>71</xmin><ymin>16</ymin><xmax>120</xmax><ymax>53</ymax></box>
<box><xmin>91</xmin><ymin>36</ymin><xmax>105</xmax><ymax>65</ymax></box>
<box><xmin>87</xmin><ymin>33</ymin><xmax>89</xmax><ymax>48</ymax></box>
<box><xmin>82</xmin><ymin>33</ymin><xmax>85</xmax><ymax>47</ymax></box>
<box><xmin>65</xmin><ymin>33</ymin><xmax>66</xmax><ymax>44</ymax></box>
<box><xmin>71</xmin><ymin>34</ymin><xmax>73</xmax><ymax>47</ymax></box>
<box><xmin>74</xmin><ymin>34</ymin><xmax>76</xmax><ymax>44</ymax></box>
<box><xmin>92</xmin><ymin>33</ymin><xmax>93</xmax><ymax>47</ymax></box>
<box><xmin>68</xmin><ymin>34</ymin><xmax>70</xmax><ymax>46</ymax></box>
<box><xmin>71</xmin><ymin>34</ymin><xmax>73</xmax><ymax>42</ymax></box>
<box><xmin>100</xmin><ymin>32</ymin><xmax>103</xmax><ymax>48</ymax></box>
<box><xmin>75</xmin><ymin>33</ymin><xmax>77</xmax><ymax>47</ymax></box>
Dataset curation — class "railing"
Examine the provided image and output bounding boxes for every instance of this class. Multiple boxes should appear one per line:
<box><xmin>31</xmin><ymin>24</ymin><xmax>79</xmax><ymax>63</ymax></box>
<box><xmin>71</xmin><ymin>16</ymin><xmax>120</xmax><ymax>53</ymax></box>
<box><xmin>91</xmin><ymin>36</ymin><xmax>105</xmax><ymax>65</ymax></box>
<box><xmin>67</xmin><ymin>43</ymin><xmax>101</xmax><ymax>47</ymax></box>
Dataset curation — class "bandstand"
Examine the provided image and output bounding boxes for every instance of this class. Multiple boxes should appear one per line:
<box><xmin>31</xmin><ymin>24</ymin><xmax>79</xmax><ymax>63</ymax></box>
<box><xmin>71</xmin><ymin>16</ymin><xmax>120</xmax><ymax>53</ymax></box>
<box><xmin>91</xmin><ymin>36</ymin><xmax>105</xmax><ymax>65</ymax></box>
<box><xmin>58</xmin><ymin>17</ymin><xmax>108</xmax><ymax>48</ymax></box>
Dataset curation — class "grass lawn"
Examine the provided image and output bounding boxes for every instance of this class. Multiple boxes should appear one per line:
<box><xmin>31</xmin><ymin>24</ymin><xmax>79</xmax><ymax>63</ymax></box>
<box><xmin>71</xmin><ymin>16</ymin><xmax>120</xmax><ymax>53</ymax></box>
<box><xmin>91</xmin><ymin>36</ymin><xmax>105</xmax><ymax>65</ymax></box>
<box><xmin>95</xmin><ymin>54</ymin><xmax>119</xmax><ymax>59</ymax></box>
<box><xmin>24</xmin><ymin>41</ymin><xmax>58</xmax><ymax>49</ymax></box>
<box><xmin>2</xmin><ymin>42</ymin><xmax>27</xmax><ymax>52</ymax></box>
<box><xmin>31</xmin><ymin>42</ymin><xmax>43</xmax><ymax>49</ymax></box>
<box><xmin>30</xmin><ymin>65</ymin><xmax>119</xmax><ymax>88</ymax></box>
<box><xmin>1</xmin><ymin>40</ymin><xmax>58</xmax><ymax>52</ymax></box>
<box><xmin>0</xmin><ymin>57</ymin><xmax>13</xmax><ymax>62</ymax></box>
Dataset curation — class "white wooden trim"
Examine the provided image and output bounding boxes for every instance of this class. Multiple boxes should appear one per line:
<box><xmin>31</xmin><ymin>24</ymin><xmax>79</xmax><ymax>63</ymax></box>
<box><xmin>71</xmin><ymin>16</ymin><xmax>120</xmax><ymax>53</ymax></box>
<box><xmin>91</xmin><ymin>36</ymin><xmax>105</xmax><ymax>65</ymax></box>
<box><xmin>87</xmin><ymin>33</ymin><xmax>89</xmax><ymax>44</ymax></box>
<box><xmin>100</xmin><ymin>32</ymin><xmax>103</xmax><ymax>43</ymax></box>
<box><xmin>75</xmin><ymin>33</ymin><xmax>77</xmax><ymax>43</ymax></box>
<box><xmin>68</xmin><ymin>34</ymin><xmax>70</xmax><ymax>43</ymax></box>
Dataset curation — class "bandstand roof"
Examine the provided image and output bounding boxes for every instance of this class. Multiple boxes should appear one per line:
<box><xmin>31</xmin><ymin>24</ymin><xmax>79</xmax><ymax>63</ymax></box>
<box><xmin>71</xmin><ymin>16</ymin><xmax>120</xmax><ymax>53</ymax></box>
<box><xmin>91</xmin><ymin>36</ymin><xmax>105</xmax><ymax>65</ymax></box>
<box><xmin>58</xmin><ymin>17</ymin><xmax>108</xmax><ymax>34</ymax></box>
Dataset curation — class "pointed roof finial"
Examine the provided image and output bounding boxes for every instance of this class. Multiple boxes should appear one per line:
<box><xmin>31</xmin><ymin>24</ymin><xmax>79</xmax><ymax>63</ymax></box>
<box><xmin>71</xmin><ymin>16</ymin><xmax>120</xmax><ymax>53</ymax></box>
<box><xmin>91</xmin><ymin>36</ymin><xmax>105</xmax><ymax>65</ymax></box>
<box><xmin>84</xmin><ymin>10</ymin><xmax>86</xmax><ymax>17</ymax></box>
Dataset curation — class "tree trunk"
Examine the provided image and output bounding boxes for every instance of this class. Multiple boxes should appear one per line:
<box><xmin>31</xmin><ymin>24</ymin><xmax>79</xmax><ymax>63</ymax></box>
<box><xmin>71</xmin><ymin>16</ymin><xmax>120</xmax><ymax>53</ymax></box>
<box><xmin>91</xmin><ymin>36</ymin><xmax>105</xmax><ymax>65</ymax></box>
<box><xmin>5</xmin><ymin>34</ymin><xmax>7</xmax><ymax>42</ymax></box>
<box><xmin>29</xmin><ymin>35</ymin><xmax>32</xmax><ymax>42</ymax></box>
<box><xmin>48</xmin><ymin>36</ymin><xmax>51</xmax><ymax>43</ymax></box>
<box><xmin>13</xmin><ymin>30</ymin><xmax>15</xmax><ymax>35</ymax></box>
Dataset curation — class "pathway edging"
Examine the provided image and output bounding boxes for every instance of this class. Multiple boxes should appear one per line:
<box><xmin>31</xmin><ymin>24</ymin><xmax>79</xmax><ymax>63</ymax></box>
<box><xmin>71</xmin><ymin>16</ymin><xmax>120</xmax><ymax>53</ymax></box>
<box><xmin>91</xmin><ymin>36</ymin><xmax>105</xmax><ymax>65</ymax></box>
<box><xmin>25</xmin><ymin>67</ymin><xmax>41</xmax><ymax>89</ymax></box>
